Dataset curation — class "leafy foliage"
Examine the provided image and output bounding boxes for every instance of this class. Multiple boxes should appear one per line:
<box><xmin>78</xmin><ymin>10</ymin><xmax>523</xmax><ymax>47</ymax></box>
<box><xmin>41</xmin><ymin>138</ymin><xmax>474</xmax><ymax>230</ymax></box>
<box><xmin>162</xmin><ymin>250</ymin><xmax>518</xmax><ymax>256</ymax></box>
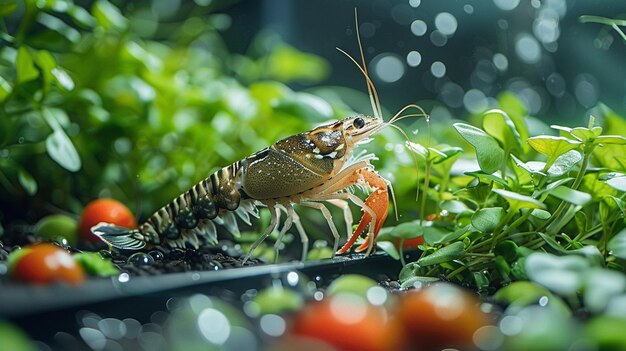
<box><xmin>1</xmin><ymin>0</ymin><xmax>411</xmax><ymax>233</ymax></box>
<box><xmin>380</xmin><ymin>99</ymin><xmax>626</xmax><ymax>341</ymax></box>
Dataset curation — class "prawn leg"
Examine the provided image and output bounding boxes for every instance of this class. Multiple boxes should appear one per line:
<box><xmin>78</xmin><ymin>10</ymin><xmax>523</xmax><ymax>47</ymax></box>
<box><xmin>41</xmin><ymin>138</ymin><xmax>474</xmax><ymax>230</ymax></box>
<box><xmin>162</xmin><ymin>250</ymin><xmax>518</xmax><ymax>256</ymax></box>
<box><xmin>336</xmin><ymin>169</ymin><xmax>389</xmax><ymax>255</ymax></box>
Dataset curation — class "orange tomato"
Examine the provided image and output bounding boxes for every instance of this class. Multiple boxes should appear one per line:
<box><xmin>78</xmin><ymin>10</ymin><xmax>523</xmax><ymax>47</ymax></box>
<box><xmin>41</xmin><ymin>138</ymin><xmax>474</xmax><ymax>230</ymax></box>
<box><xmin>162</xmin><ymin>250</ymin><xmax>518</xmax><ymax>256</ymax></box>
<box><xmin>289</xmin><ymin>294</ymin><xmax>405</xmax><ymax>351</ymax></box>
<box><xmin>78</xmin><ymin>198</ymin><xmax>137</xmax><ymax>242</ymax></box>
<box><xmin>11</xmin><ymin>243</ymin><xmax>85</xmax><ymax>285</ymax></box>
<box><xmin>396</xmin><ymin>283</ymin><xmax>490</xmax><ymax>350</ymax></box>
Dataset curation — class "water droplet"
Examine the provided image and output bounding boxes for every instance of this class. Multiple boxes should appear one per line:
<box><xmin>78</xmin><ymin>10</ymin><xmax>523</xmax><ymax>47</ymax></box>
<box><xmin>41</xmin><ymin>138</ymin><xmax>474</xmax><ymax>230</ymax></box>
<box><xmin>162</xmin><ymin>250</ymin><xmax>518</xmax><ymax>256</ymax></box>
<box><xmin>409</xmin><ymin>0</ymin><xmax>420</xmax><ymax>8</ymax></box>
<box><xmin>118</xmin><ymin>272</ymin><xmax>130</xmax><ymax>283</ymax></box>
<box><xmin>494</xmin><ymin>0</ymin><xmax>519</xmax><ymax>11</ymax></box>
<box><xmin>128</xmin><ymin>252</ymin><xmax>155</xmax><ymax>266</ymax></box>
<box><xmin>412</xmin><ymin>128</ymin><xmax>419</xmax><ymax>135</ymax></box>
<box><xmin>546</xmin><ymin>72</ymin><xmax>565</xmax><ymax>97</ymax></box>
<box><xmin>286</xmin><ymin>271</ymin><xmax>299</xmax><ymax>286</ymax></box>
<box><xmin>440</xmin><ymin>82</ymin><xmax>464</xmax><ymax>108</ymax></box>
<box><xmin>260</xmin><ymin>314</ymin><xmax>286</xmax><ymax>337</ymax></box>
<box><xmin>373</xmin><ymin>54</ymin><xmax>405</xmax><ymax>83</ymax></box>
<box><xmin>430</xmin><ymin>30</ymin><xmax>448</xmax><ymax>47</ymax></box>
<box><xmin>515</xmin><ymin>33</ymin><xmax>541</xmax><ymax>64</ymax></box>
<box><xmin>574</xmin><ymin>73</ymin><xmax>599</xmax><ymax>108</ymax></box>
<box><xmin>18</xmin><ymin>137</ymin><xmax>25</xmax><ymax>144</ymax></box>
<box><xmin>410</xmin><ymin>20</ymin><xmax>427</xmax><ymax>36</ymax></box>
<box><xmin>434</xmin><ymin>12</ymin><xmax>458</xmax><ymax>36</ymax></box>
<box><xmin>359</xmin><ymin>22</ymin><xmax>376</xmax><ymax>39</ymax></box>
<box><xmin>430</xmin><ymin>61</ymin><xmax>446</xmax><ymax>78</ymax></box>
<box><xmin>149</xmin><ymin>250</ymin><xmax>165</xmax><ymax>261</ymax></box>
<box><xmin>533</xmin><ymin>9</ymin><xmax>560</xmax><ymax>44</ymax></box>
<box><xmin>492</xmin><ymin>53</ymin><xmax>508</xmax><ymax>71</ymax></box>
<box><xmin>464</xmin><ymin>4</ymin><xmax>474</xmax><ymax>14</ymax></box>
<box><xmin>463</xmin><ymin>89</ymin><xmax>488</xmax><ymax>114</ymax></box>
<box><xmin>406</xmin><ymin>51</ymin><xmax>422</xmax><ymax>67</ymax></box>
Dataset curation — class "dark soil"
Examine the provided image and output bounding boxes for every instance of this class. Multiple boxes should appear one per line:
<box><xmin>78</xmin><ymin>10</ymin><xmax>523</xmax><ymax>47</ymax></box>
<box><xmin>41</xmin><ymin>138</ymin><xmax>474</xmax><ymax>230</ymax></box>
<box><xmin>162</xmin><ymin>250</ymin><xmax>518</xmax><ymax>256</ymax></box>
<box><xmin>0</xmin><ymin>224</ymin><xmax>262</xmax><ymax>285</ymax></box>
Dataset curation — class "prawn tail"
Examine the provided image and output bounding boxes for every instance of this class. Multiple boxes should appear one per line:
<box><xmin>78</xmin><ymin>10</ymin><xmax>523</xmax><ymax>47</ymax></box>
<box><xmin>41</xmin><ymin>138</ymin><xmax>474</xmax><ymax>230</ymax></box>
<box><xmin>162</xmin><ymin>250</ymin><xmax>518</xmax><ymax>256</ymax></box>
<box><xmin>91</xmin><ymin>222</ymin><xmax>146</xmax><ymax>250</ymax></box>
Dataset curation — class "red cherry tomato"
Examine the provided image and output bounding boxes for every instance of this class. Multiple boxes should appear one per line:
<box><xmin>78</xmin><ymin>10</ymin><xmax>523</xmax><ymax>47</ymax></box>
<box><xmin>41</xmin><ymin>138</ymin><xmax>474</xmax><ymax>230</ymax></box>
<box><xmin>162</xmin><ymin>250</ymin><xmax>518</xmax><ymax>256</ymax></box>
<box><xmin>396</xmin><ymin>283</ymin><xmax>490</xmax><ymax>350</ymax></box>
<box><xmin>289</xmin><ymin>294</ymin><xmax>405</xmax><ymax>351</ymax></box>
<box><xmin>11</xmin><ymin>243</ymin><xmax>85</xmax><ymax>285</ymax></box>
<box><xmin>394</xmin><ymin>236</ymin><xmax>424</xmax><ymax>249</ymax></box>
<box><xmin>78</xmin><ymin>198</ymin><xmax>137</xmax><ymax>242</ymax></box>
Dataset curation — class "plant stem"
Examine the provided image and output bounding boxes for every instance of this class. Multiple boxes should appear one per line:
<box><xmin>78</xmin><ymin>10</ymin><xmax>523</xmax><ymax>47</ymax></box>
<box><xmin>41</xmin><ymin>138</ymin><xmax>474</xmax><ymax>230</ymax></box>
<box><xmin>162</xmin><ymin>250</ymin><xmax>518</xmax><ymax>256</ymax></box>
<box><xmin>399</xmin><ymin>238</ymin><xmax>406</xmax><ymax>267</ymax></box>
<box><xmin>419</xmin><ymin>161</ymin><xmax>432</xmax><ymax>225</ymax></box>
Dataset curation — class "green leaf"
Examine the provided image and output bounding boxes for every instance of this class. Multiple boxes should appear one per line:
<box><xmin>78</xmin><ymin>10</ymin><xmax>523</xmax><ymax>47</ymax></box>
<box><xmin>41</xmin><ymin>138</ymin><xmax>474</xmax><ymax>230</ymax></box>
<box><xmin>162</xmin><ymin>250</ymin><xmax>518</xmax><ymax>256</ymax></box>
<box><xmin>33</xmin><ymin>50</ymin><xmax>56</xmax><ymax>90</ymax></box>
<box><xmin>609</xmin><ymin>228</ymin><xmax>626</xmax><ymax>260</ymax></box>
<box><xmin>495</xmin><ymin>240</ymin><xmax>519</xmax><ymax>260</ymax></box>
<box><xmin>273</xmin><ymin>92</ymin><xmax>332</xmax><ymax>122</ymax></box>
<box><xmin>326</xmin><ymin>274</ymin><xmax>377</xmax><ymax>298</ymax></box>
<box><xmin>473</xmin><ymin>271</ymin><xmax>490</xmax><ymax>291</ymax></box>
<box><xmin>432</xmin><ymin>146</ymin><xmax>464</xmax><ymax>164</ymax></box>
<box><xmin>73</xmin><ymin>252</ymin><xmax>119</xmax><ymax>277</ymax></box>
<box><xmin>584</xmin><ymin>316</ymin><xmax>626</xmax><ymax>350</ymax></box>
<box><xmin>548</xmin><ymin>186</ymin><xmax>592</xmax><ymax>206</ymax></box>
<box><xmin>570</xmin><ymin>127</ymin><xmax>597</xmax><ymax>142</ymax></box>
<box><xmin>383</xmin><ymin>221</ymin><xmax>422</xmax><ymax>240</ymax></box>
<box><xmin>51</xmin><ymin>68</ymin><xmax>74</xmax><ymax>91</ymax></box>
<box><xmin>46</xmin><ymin>129</ymin><xmax>81</xmax><ymax>172</ymax></box>
<box><xmin>398</xmin><ymin>262</ymin><xmax>420</xmax><ymax>283</ymax></box>
<box><xmin>493</xmin><ymin>188</ymin><xmax>546</xmax><ymax>210</ymax></box>
<box><xmin>453</xmin><ymin>123</ymin><xmax>505</xmax><ymax>174</ymax></box>
<box><xmin>595</xmin><ymin>135</ymin><xmax>626</xmax><ymax>145</ymax></box>
<box><xmin>464</xmin><ymin>170</ymin><xmax>509</xmax><ymax>188</ymax></box>
<box><xmin>266</xmin><ymin>44</ymin><xmax>330</xmax><ymax>83</ymax></box>
<box><xmin>16</xmin><ymin>47</ymin><xmax>39</xmax><ymax>83</ymax></box>
<box><xmin>538</xmin><ymin>233</ymin><xmax>566</xmax><ymax>253</ymax></box>
<box><xmin>423</xmin><ymin>225</ymin><xmax>469</xmax><ymax>245</ymax></box>
<box><xmin>417</xmin><ymin>241</ymin><xmax>464</xmax><ymax>266</ymax></box>
<box><xmin>0</xmin><ymin>0</ymin><xmax>17</xmax><ymax>17</ymax></box>
<box><xmin>584</xmin><ymin>268</ymin><xmax>626</xmax><ymax>314</ymax></box>
<box><xmin>547</xmin><ymin>150</ymin><xmax>582</xmax><ymax>177</ymax></box>
<box><xmin>525</xmin><ymin>252</ymin><xmax>589</xmax><ymax>295</ymax></box>
<box><xmin>471</xmin><ymin>207</ymin><xmax>505</xmax><ymax>233</ymax></box>
<box><xmin>68</xmin><ymin>4</ymin><xmax>96</xmax><ymax>27</ymax></box>
<box><xmin>570</xmin><ymin>246</ymin><xmax>603</xmax><ymax>267</ymax></box>
<box><xmin>494</xmin><ymin>281</ymin><xmax>571</xmax><ymax>315</ymax></box>
<box><xmin>17</xmin><ymin>169</ymin><xmax>37</xmax><ymax>196</ymax></box>
<box><xmin>0</xmin><ymin>321</ymin><xmax>36</xmax><ymax>351</ymax></box>
<box><xmin>0</xmin><ymin>75</ymin><xmax>12</xmax><ymax>102</ymax></box>
<box><xmin>405</xmin><ymin>141</ymin><xmax>429</xmax><ymax>160</ymax></box>
<box><xmin>252</xmin><ymin>286</ymin><xmax>304</xmax><ymax>315</ymax></box>
<box><xmin>531</xmin><ymin>209</ymin><xmax>551</xmax><ymax>220</ymax></box>
<box><xmin>377</xmin><ymin>241</ymin><xmax>400</xmax><ymax>260</ymax></box>
<box><xmin>482</xmin><ymin>108</ymin><xmax>522</xmax><ymax>152</ymax></box>
<box><xmin>527</xmin><ymin>136</ymin><xmax>582</xmax><ymax>168</ymax></box>
<box><xmin>439</xmin><ymin>200</ymin><xmax>470</xmax><ymax>214</ymax></box>
<box><xmin>496</xmin><ymin>91</ymin><xmax>530</xmax><ymax>151</ymax></box>
<box><xmin>606</xmin><ymin>176</ymin><xmax>626</xmax><ymax>192</ymax></box>
<box><xmin>37</xmin><ymin>12</ymin><xmax>81</xmax><ymax>43</ymax></box>
<box><xmin>92</xmin><ymin>0</ymin><xmax>127</xmax><ymax>30</ymax></box>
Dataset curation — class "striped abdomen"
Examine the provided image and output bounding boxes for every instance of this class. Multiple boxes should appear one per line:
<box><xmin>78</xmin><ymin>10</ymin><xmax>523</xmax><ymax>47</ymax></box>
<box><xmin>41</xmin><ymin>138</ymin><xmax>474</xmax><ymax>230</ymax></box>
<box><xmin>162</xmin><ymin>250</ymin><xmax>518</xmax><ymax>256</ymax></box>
<box><xmin>137</xmin><ymin>161</ymin><xmax>259</xmax><ymax>248</ymax></box>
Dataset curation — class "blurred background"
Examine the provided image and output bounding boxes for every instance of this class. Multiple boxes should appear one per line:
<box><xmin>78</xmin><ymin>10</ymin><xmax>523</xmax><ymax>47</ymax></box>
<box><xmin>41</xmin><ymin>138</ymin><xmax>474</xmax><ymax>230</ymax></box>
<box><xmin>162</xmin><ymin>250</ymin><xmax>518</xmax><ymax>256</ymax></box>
<box><xmin>226</xmin><ymin>0</ymin><xmax>626</xmax><ymax>122</ymax></box>
<box><xmin>1</xmin><ymin>0</ymin><xmax>625</xmax><ymax>249</ymax></box>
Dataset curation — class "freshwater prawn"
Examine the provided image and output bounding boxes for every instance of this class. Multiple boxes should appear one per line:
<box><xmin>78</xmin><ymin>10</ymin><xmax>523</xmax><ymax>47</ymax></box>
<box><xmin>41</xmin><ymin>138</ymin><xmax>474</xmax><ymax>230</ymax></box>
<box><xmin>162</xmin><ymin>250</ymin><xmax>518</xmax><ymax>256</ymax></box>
<box><xmin>92</xmin><ymin>13</ymin><xmax>427</xmax><ymax>262</ymax></box>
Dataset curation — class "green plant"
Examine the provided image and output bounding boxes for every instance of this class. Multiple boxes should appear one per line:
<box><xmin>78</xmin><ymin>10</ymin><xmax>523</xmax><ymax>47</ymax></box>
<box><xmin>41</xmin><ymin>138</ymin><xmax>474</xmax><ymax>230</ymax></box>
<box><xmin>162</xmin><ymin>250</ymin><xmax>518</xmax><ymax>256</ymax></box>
<box><xmin>377</xmin><ymin>97</ymin><xmax>626</xmax><ymax>325</ymax></box>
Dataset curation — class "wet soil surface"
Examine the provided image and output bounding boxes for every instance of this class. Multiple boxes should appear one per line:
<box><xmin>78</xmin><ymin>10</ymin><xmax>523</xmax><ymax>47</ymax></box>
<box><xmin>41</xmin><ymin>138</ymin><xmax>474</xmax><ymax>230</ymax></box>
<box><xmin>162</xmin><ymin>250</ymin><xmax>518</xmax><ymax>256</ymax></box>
<box><xmin>0</xmin><ymin>225</ymin><xmax>262</xmax><ymax>285</ymax></box>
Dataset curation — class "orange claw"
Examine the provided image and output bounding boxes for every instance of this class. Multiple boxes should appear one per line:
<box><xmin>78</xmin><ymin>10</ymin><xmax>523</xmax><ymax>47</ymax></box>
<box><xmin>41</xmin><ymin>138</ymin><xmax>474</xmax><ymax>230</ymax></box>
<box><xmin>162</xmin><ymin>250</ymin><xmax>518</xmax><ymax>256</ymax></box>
<box><xmin>336</xmin><ymin>169</ymin><xmax>389</xmax><ymax>255</ymax></box>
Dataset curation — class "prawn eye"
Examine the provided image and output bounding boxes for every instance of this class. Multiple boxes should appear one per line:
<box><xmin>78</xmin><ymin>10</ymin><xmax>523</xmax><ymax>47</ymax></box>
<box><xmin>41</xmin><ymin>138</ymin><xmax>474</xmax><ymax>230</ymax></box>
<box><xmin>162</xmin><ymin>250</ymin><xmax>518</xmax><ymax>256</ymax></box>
<box><xmin>353</xmin><ymin>117</ymin><xmax>365</xmax><ymax>129</ymax></box>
